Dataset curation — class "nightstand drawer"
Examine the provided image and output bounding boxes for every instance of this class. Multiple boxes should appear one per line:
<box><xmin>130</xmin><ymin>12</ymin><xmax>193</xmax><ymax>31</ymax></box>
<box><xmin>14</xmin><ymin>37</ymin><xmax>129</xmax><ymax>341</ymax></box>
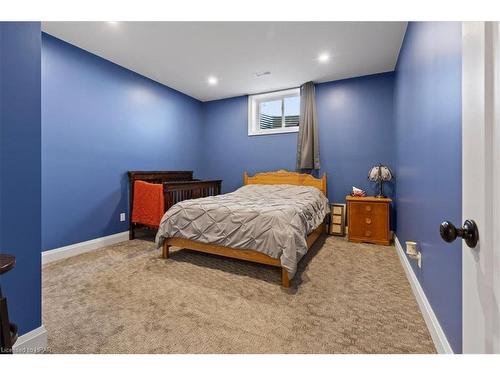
<box><xmin>349</xmin><ymin>201</ymin><xmax>387</xmax><ymax>217</ymax></box>
<box><xmin>348</xmin><ymin>219</ymin><xmax>388</xmax><ymax>240</ymax></box>
<box><xmin>332</xmin><ymin>206</ymin><xmax>343</xmax><ymax>215</ymax></box>
<box><xmin>332</xmin><ymin>215</ymin><xmax>342</xmax><ymax>224</ymax></box>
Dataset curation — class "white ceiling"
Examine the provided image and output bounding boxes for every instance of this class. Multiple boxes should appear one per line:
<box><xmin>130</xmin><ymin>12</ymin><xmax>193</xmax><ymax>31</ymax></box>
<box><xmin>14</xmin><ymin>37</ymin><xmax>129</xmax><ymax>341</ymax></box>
<box><xmin>42</xmin><ymin>22</ymin><xmax>407</xmax><ymax>102</ymax></box>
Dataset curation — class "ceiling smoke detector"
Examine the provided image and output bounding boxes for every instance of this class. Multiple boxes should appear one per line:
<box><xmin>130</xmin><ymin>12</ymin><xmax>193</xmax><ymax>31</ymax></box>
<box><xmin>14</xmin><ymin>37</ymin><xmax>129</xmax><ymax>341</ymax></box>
<box><xmin>255</xmin><ymin>71</ymin><xmax>271</xmax><ymax>78</ymax></box>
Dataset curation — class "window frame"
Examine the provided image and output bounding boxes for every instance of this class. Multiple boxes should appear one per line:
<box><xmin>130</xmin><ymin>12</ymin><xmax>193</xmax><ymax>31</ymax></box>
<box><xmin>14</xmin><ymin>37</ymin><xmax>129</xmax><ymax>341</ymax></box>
<box><xmin>247</xmin><ymin>88</ymin><xmax>300</xmax><ymax>136</ymax></box>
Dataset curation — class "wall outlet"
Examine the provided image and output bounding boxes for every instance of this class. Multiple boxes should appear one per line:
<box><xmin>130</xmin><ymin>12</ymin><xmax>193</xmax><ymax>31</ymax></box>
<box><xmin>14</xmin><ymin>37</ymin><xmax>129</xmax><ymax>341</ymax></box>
<box><xmin>406</xmin><ymin>241</ymin><xmax>422</xmax><ymax>268</ymax></box>
<box><xmin>120</xmin><ymin>213</ymin><xmax>126</xmax><ymax>222</ymax></box>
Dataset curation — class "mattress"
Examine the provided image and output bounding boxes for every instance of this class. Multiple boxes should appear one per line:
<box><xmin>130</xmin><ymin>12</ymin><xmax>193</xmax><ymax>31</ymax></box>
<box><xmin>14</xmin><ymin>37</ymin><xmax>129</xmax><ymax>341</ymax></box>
<box><xmin>155</xmin><ymin>184</ymin><xmax>329</xmax><ymax>277</ymax></box>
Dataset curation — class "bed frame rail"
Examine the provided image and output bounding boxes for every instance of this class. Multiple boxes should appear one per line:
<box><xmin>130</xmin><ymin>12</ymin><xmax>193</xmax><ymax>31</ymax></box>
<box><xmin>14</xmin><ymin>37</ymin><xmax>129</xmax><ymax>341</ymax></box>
<box><xmin>162</xmin><ymin>223</ymin><xmax>325</xmax><ymax>288</ymax></box>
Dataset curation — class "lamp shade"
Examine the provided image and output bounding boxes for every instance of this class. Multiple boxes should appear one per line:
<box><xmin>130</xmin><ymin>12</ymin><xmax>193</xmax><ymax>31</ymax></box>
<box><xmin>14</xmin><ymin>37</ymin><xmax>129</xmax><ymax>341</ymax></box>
<box><xmin>368</xmin><ymin>164</ymin><xmax>393</xmax><ymax>182</ymax></box>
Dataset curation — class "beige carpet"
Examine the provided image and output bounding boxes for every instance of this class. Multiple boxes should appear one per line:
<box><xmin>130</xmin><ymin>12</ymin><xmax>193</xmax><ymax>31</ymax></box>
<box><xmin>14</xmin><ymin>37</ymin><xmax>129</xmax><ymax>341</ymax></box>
<box><xmin>42</xmin><ymin>235</ymin><xmax>435</xmax><ymax>354</ymax></box>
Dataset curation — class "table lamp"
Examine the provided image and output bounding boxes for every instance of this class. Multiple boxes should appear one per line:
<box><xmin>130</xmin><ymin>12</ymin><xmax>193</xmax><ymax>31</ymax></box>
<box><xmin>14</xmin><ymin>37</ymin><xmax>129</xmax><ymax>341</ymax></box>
<box><xmin>368</xmin><ymin>164</ymin><xmax>393</xmax><ymax>198</ymax></box>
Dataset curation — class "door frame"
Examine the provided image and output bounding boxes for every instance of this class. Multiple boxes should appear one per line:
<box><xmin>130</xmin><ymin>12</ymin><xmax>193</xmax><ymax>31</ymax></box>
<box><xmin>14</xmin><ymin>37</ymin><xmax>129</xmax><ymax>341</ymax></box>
<box><xmin>462</xmin><ymin>21</ymin><xmax>500</xmax><ymax>353</ymax></box>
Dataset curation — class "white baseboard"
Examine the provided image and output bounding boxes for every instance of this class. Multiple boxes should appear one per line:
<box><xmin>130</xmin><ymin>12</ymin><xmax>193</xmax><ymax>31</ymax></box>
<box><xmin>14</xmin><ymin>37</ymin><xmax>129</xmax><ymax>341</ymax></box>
<box><xmin>394</xmin><ymin>236</ymin><xmax>454</xmax><ymax>354</ymax></box>
<box><xmin>12</xmin><ymin>325</ymin><xmax>48</xmax><ymax>354</ymax></box>
<box><xmin>42</xmin><ymin>231</ymin><xmax>129</xmax><ymax>265</ymax></box>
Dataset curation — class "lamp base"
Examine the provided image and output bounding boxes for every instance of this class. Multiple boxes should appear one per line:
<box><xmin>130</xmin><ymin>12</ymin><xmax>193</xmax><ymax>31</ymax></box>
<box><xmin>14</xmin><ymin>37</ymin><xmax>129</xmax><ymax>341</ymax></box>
<box><xmin>375</xmin><ymin>194</ymin><xmax>386</xmax><ymax>198</ymax></box>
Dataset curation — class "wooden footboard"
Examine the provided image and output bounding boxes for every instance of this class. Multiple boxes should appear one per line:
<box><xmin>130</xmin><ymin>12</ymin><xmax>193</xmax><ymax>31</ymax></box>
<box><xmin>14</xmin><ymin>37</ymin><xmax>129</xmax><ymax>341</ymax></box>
<box><xmin>161</xmin><ymin>223</ymin><xmax>325</xmax><ymax>288</ymax></box>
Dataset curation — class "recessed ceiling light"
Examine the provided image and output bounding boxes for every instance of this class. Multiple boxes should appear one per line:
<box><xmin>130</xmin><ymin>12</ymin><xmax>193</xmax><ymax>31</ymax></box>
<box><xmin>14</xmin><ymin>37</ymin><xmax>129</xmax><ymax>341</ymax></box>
<box><xmin>318</xmin><ymin>53</ymin><xmax>330</xmax><ymax>63</ymax></box>
<box><xmin>107</xmin><ymin>21</ymin><xmax>119</xmax><ymax>26</ymax></box>
<box><xmin>207</xmin><ymin>76</ymin><xmax>218</xmax><ymax>85</ymax></box>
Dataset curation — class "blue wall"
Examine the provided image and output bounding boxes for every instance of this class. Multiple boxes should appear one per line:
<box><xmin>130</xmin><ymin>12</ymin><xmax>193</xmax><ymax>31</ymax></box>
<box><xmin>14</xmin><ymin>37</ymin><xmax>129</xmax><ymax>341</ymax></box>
<box><xmin>42</xmin><ymin>34</ymin><xmax>204</xmax><ymax>250</ymax></box>
<box><xmin>0</xmin><ymin>22</ymin><xmax>42</xmax><ymax>336</ymax></box>
<box><xmin>201</xmin><ymin>73</ymin><xmax>396</xmax><ymax>208</ymax></box>
<box><xmin>200</xmin><ymin>96</ymin><xmax>298</xmax><ymax>191</ymax></box>
<box><xmin>394</xmin><ymin>22</ymin><xmax>462</xmax><ymax>352</ymax></box>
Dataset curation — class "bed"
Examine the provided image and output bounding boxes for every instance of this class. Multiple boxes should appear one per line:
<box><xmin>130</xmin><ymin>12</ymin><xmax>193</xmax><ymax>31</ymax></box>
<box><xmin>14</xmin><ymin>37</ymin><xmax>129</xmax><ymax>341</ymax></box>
<box><xmin>155</xmin><ymin>170</ymin><xmax>329</xmax><ymax>287</ymax></box>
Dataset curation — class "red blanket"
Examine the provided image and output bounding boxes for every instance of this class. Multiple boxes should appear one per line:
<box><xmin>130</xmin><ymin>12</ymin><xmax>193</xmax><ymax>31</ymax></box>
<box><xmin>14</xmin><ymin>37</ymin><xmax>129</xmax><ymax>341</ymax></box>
<box><xmin>131</xmin><ymin>180</ymin><xmax>164</xmax><ymax>228</ymax></box>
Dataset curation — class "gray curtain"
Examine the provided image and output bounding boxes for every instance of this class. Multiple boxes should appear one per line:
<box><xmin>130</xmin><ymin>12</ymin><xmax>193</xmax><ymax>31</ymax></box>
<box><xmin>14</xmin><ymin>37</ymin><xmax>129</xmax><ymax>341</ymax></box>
<box><xmin>296</xmin><ymin>81</ymin><xmax>320</xmax><ymax>170</ymax></box>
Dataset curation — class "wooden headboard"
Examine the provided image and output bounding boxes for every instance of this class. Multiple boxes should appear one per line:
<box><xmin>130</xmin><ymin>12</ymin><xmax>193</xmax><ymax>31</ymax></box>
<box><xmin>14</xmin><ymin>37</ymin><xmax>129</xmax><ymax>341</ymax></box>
<box><xmin>243</xmin><ymin>169</ymin><xmax>327</xmax><ymax>195</ymax></box>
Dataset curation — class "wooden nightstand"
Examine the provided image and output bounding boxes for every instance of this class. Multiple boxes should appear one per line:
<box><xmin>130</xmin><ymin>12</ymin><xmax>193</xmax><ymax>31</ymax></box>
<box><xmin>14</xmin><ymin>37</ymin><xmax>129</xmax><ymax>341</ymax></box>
<box><xmin>346</xmin><ymin>196</ymin><xmax>391</xmax><ymax>245</ymax></box>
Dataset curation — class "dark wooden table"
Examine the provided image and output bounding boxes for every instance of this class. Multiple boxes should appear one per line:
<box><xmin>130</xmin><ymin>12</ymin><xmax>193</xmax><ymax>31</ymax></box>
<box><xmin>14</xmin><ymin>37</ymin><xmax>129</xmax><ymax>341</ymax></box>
<box><xmin>0</xmin><ymin>254</ymin><xmax>15</xmax><ymax>275</ymax></box>
<box><xmin>0</xmin><ymin>254</ymin><xmax>17</xmax><ymax>354</ymax></box>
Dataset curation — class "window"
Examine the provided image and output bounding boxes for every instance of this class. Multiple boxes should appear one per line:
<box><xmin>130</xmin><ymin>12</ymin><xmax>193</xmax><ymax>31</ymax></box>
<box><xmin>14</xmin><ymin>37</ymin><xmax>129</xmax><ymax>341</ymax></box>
<box><xmin>248</xmin><ymin>88</ymin><xmax>300</xmax><ymax>136</ymax></box>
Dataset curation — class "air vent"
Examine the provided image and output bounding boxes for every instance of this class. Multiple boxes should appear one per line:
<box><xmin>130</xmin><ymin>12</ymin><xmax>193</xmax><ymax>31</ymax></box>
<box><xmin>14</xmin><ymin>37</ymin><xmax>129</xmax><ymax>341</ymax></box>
<box><xmin>255</xmin><ymin>71</ymin><xmax>271</xmax><ymax>78</ymax></box>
